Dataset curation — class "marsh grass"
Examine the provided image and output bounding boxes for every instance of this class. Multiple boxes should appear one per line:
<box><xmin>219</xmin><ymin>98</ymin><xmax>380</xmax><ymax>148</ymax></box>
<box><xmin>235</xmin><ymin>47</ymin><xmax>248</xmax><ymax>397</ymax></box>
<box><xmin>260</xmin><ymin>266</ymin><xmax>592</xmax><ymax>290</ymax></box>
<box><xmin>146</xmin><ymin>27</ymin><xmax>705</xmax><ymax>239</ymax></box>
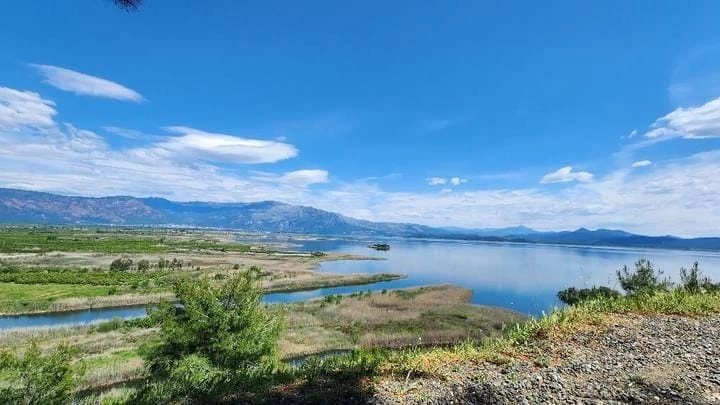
<box><xmin>279</xmin><ymin>285</ymin><xmax>525</xmax><ymax>359</ymax></box>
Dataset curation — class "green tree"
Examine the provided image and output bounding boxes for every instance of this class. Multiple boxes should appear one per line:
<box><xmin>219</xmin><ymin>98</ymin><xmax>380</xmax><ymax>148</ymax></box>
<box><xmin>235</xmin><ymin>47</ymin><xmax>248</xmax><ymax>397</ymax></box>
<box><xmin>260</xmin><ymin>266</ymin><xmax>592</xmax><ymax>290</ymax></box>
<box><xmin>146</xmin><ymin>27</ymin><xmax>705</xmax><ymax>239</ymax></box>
<box><xmin>137</xmin><ymin>259</ymin><xmax>151</xmax><ymax>272</ymax></box>
<box><xmin>109</xmin><ymin>257</ymin><xmax>133</xmax><ymax>272</ymax></box>
<box><xmin>557</xmin><ymin>286</ymin><xmax>621</xmax><ymax>305</ymax></box>
<box><xmin>0</xmin><ymin>344</ymin><xmax>83</xmax><ymax>405</ymax></box>
<box><xmin>680</xmin><ymin>261</ymin><xmax>702</xmax><ymax>294</ymax></box>
<box><xmin>138</xmin><ymin>271</ymin><xmax>283</xmax><ymax>401</ymax></box>
<box><xmin>616</xmin><ymin>259</ymin><xmax>669</xmax><ymax>296</ymax></box>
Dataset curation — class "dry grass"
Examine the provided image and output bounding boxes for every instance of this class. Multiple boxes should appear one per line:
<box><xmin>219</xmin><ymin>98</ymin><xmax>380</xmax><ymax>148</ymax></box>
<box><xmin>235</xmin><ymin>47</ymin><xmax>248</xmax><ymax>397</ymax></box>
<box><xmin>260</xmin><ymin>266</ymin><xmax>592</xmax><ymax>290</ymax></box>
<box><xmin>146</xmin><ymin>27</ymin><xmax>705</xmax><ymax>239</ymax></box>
<box><xmin>279</xmin><ymin>285</ymin><xmax>526</xmax><ymax>359</ymax></box>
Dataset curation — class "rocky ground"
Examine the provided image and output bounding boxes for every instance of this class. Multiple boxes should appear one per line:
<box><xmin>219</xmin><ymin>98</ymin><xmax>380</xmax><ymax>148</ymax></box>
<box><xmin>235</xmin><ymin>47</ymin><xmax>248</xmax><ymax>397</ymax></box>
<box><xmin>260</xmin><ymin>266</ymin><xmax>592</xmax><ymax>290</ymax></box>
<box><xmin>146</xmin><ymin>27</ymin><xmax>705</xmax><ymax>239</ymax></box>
<box><xmin>374</xmin><ymin>314</ymin><xmax>720</xmax><ymax>404</ymax></box>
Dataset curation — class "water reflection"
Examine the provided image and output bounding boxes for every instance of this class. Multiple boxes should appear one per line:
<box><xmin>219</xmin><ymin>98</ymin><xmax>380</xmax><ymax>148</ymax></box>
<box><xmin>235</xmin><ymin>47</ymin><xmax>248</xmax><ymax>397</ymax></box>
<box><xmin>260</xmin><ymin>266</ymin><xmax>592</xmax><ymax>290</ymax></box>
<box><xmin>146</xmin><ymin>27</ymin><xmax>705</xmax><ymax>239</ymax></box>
<box><xmin>3</xmin><ymin>238</ymin><xmax>720</xmax><ymax>330</ymax></box>
<box><xmin>274</xmin><ymin>238</ymin><xmax>720</xmax><ymax>315</ymax></box>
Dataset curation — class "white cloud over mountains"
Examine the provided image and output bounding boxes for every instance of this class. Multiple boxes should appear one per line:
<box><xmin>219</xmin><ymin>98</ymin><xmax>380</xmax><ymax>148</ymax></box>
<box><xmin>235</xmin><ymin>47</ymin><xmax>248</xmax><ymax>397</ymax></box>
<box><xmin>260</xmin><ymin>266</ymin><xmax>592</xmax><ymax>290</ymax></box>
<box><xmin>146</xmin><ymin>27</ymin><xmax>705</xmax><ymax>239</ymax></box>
<box><xmin>4</xmin><ymin>78</ymin><xmax>720</xmax><ymax>236</ymax></box>
<box><xmin>0</xmin><ymin>85</ymin><xmax>323</xmax><ymax>203</ymax></box>
<box><xmin>539</xmin><ymin>166</ymin><xmax>594</xmax><ymax>184</ymax></box>
<box><xmin>29</xmin><ymin>64</ymin><xmax>145</xmax><ymax>102</ymax></box>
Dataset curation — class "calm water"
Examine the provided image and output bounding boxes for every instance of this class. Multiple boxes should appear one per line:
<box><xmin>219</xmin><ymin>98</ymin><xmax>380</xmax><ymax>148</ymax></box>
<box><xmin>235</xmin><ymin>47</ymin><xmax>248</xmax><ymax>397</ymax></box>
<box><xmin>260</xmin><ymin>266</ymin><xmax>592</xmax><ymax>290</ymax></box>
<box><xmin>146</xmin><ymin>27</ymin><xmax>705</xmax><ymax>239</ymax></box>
<box><xmin>3</xmin><ymin>238</ymin><xmax>720</xmax><ymax>330</ymax></box>
<box><xmin>0</xmin><ymin>305</ymin><xmax>148</xmax><ymax>331</ymax></box>
<box><xmin>264</xmin><ymin>237</ymin><xmax>720</xmax><ymax>315</ymax></box>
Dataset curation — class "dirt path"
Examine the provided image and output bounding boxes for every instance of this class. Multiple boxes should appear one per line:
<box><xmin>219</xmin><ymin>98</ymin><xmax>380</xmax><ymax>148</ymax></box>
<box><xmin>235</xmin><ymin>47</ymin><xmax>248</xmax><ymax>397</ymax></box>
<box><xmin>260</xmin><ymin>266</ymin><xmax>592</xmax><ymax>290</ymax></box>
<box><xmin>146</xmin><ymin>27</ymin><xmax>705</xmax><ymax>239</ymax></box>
<box><xmin>374</xmin><ymin>314</ymin><xmax>720</xmax><ymax>404</ymax></box>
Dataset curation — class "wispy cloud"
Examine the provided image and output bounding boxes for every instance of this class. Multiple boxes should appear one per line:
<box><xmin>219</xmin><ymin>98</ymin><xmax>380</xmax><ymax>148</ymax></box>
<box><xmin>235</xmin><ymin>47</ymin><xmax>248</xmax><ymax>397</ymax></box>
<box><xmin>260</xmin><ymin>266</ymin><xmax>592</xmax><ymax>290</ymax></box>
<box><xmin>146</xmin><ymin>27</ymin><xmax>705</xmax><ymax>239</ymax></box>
<box><xmin>161</xmin><ymin>126</ymin><xmax>297</xmax><ymax>164</ymax></box>
<box><xmin>540</xmin><ymin>166</ymin><xmax>594</xmax><ymax>184</ymax></box>
<box><xmin>29</xmin><ymin>64</ymin><xmax>145</xmax><ymax>102</ymax></box>
<box><xmin>627</xmin><ymin>129</ymin><xmax>638</xmax><ymax>138</ymax></box>
<box><xmin>427</xmin><ymin>177</ymin><xmax>447</xmax><ymax>186</ymax></box>
<box><xmin>632</xmin><ymin>160</ymin><xmax>652</xmax><ymax>168</ymax></box>
<box><xmin>427</xmin><ymin>176</ymin><xmax>467</xmax><ymax>186</ymax></box>
<box><xmin>279</xmin><ymin>170</ymin><xmax>329</xmax><ymax>187</ymax></box>
<box><xmin>0</xmin><ymin>87</ymin><xmax>56</xmax><ymax>129</ymax></box>
<box><xmin>103</xmin><ymin>126</ymin><xmax>160</xmax><ymax>141</ymax></box>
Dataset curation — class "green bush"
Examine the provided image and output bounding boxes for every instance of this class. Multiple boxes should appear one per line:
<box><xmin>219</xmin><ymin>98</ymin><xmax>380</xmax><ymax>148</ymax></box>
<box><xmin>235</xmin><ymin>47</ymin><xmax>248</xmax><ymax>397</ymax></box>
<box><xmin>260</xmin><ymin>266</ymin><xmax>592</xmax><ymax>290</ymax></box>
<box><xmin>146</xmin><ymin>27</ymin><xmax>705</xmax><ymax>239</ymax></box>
<box><xmin>109</xmin><ymin>257</ymin><xmax>133</xmax><ymax>272</ymax></box>
<box><xmin>0</xmin><ymin>344</ymin><xmax>83</xmax><ymax>405</ymax></box>
<box><xmin>136</xmin><ymin>271</ymin><xmax>284</xmax><ymax>402</ymax></box>
<box><xmin>137</xmin><ymin>259</ymin><xmax>151</xmax><ymax>272</ymax></box>
<box><xmin>557</xmin><ymin>286</ymin><xmax>621</xmax><ymax>305</ymax></box>
<box><xmin>616</xmin><ymin>259</ymin><xmax>669</xmax><ymax>296</ymax></box>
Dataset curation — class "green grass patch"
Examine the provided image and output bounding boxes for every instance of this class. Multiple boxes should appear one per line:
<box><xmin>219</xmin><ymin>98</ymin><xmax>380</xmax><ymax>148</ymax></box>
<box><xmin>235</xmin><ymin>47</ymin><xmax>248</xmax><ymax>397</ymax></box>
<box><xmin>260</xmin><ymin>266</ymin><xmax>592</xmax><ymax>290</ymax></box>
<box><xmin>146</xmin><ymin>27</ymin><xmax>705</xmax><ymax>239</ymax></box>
<box><xmin>0</xmin><ymin>227</ymin><xmax>251</xmax><ymax>254</ymax></box>
<box><xmin>0</xmin><ymin>283</ymin><xmax>122</xmax><ymax>313</ymax></box>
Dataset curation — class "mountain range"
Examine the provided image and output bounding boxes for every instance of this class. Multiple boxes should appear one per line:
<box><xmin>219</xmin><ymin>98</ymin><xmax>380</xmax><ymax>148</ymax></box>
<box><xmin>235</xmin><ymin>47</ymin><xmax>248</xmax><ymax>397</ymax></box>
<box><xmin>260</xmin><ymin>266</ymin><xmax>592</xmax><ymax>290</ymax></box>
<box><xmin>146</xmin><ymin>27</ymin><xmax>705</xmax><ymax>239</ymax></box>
<box><xmin>1</xmin><ymin>188</ymin><xmax>719</xmax><ymax>251</ymax></box>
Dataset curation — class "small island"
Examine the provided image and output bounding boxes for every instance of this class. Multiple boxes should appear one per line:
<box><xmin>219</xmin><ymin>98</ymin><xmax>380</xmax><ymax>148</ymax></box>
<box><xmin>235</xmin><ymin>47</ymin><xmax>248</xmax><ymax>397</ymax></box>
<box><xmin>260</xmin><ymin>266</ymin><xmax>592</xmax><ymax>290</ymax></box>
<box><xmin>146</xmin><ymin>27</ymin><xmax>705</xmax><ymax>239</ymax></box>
<box><xmin>369</xmin><ymin>243</ymin><xmax>390</xmax><ymax>251</ymax></box>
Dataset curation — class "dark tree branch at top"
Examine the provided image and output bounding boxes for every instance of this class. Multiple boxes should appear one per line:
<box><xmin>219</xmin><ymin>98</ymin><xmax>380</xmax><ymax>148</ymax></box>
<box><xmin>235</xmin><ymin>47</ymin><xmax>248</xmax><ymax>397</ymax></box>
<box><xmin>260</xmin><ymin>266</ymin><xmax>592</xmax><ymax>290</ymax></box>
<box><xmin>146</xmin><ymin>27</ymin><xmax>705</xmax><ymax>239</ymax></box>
<box><xmin>113</xmin><ymin>0</ymin><xmax>143</xmax><ymax>11</ymax></box>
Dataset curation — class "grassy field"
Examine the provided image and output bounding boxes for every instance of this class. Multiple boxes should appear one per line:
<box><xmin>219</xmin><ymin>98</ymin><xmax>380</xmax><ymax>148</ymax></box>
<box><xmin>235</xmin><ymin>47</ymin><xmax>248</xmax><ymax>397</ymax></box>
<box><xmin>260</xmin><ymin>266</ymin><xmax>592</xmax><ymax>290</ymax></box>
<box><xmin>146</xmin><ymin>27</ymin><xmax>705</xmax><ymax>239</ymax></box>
<box><xmin>265</xmin><ymin>273</ymin><xmax>406</xmax><ymax>293</ymax></box>
<box><xmin>0</xmin><ymin>284</ymin><xmax>526</xmax><ymax>400</ymax></box>
<box><xmin>5</xmin><ymin>288</ymin><xmax>715</xmax><ymax>404</ymax></box>
<box><xmin>0</xmin><ymin>227</ymin><xmax>403</xmax><ymax>315</ymax></box>
<box><xmin>0</xmin><ymin>283</ymin><xmax>129</xmax><ymax>313</ymax></box>
<box><xmin>0</xmin><ymin>227</ymin><xmax>252</xmax><ymax>254</ymax></box>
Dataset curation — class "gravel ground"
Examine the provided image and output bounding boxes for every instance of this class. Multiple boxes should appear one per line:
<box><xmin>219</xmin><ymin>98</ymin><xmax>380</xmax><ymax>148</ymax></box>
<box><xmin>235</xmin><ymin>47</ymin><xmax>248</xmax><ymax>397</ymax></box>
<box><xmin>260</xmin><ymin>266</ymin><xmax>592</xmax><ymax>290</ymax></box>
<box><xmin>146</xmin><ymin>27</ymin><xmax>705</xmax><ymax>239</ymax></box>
<box><xmin>374</xmin><ymin>314</ymin><xmax>720</xmax><ymax>404</ymax></box>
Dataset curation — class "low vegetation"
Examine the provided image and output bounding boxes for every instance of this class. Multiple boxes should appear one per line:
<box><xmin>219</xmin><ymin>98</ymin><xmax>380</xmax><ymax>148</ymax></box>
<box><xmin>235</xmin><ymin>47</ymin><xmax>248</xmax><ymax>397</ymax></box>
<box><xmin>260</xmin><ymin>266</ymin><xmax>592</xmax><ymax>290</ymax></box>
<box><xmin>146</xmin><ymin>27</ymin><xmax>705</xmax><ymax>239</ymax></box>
<box><xmin>134</xmin><ymin>271</ymin><xmax>284</xmax><ymax>402</ymax></box>
<box><xmin>0</xmin><ymin>227</ymin><xmax>252</xmax><ymax>254</ymax></box>
<box><xmin>0</xmin><ymin>344</ymin><xmax>83</xmax><ymax>404</ymax></box>
<box><xmin>4</xmin><ymin>241</ymin><xmax>719</xmax><ymax>404</ymax></box>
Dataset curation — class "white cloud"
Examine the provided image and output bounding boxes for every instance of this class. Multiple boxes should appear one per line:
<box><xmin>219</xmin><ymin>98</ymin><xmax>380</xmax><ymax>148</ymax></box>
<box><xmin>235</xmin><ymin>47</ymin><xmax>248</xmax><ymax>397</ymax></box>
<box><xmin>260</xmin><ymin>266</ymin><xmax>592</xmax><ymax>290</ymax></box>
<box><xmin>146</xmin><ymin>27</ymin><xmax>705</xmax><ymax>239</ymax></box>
<box><xmin>279</xmin><ymin>170</ymin><xmax>329</xmax><ymax>187</ymax></box>
<box><xmin>427</xmin><ymin>177</ymin><xmax>447</xmax><ymax>186</ymax></box>
<box><xmin>0</xmin><ymin>87</ymin><xmax>56</xmax><ymax>129</ymax></box>
<box><xmin>160</xmin><ymin>126</ymin><xmax>297</xmax><ymax>164</ymax></box>
<box><xmin>627</xmin><ymin>129</ymin><xmax>639</xmax><ymax>138</ymax></box>
<box><xmin>104</xmin><ymin>126</ymin><xmax>160</xmax><ymax>141</ymax></box>
<box><xmin>645</xmin><ymin>96</ymin><xmax>720</xmax><ymax>139</ymax></box>
<box><xmin>540</xmin><ymin>166</ymin><xmax>594</xmax><ymax>184</ymax></box>
<box><xmin>632</xmin><ymin>160</ymin><xmax>652</xmax><ymax>168</ymax></box>
<box><xmin>30</xmin><ymin>64</ymin><xmax>145</xmax><ymax>102</ymax></box>
<box><xmin>440</xmin><ymin>188</ymin><xmax>453</xmax><ymax>194</ymax></box>
<box><xmin>4</xmin><ymin>86</ymin><xmax>720</xmax><ymax>237</ymax></box>
<box><xmin>428</xmin><ymin>176</ymin><xmax>466</xmax><ymax>186</ymax></box>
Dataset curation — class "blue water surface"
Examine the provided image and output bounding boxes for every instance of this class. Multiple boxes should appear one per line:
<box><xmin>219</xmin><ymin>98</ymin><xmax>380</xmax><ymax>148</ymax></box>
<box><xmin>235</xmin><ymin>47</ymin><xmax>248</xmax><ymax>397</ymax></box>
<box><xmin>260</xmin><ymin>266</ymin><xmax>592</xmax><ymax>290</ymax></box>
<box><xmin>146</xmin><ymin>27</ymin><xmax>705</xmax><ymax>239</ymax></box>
<box><xmin>3</xmin><ymin>237</ymin><xmax>720</xmax><ymax>330</ymax></box>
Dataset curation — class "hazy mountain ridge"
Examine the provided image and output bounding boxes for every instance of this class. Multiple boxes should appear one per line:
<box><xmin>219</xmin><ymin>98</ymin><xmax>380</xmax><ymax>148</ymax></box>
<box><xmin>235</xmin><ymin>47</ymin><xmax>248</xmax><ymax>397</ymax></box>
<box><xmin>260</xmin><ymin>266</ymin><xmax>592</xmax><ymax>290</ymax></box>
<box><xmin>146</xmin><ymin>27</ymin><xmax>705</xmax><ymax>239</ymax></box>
<box><xmin>1</xmin><ymin>188</ymin><xmax>719</xmax><ymax>250</ymax></box>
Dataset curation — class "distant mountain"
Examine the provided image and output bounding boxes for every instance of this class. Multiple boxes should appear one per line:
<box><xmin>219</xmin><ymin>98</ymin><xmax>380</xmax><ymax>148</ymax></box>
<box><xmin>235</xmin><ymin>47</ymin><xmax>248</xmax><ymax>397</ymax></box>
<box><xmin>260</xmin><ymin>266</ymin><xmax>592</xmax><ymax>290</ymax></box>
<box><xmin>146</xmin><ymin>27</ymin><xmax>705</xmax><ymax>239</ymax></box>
<box><xmin>441</xmin><ymin>225</ymin><xmax>541</xmax><ymax>237</ymax></box>
<box><xmin>0</xmin><ymin>188</ymin><xmax>439</xmax><ymax>237</ymax></box>
<box><xmin>1</xmin><ymin>188</ymin><xmax>719</xmax><ymax>250</ymax></box>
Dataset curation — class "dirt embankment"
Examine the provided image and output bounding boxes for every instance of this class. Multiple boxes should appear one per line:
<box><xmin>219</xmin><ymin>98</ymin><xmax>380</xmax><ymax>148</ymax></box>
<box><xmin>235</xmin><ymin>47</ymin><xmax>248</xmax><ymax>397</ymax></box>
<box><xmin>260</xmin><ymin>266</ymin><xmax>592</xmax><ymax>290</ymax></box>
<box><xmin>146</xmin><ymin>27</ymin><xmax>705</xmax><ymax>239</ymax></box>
<box><xmin>374</xmin><ymin>314</ymin><xmax>720</xmax><ymax>404</ymax></box>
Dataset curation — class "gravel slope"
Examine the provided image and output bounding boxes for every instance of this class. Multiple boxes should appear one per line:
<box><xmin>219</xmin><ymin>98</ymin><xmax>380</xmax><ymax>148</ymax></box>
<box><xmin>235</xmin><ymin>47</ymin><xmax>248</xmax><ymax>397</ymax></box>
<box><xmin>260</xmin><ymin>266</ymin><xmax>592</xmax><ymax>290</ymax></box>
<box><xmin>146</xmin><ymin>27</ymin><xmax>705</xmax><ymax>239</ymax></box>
<box><xmin>374</xmin><ymin>314</ymin><xmax>720</xmax><ymax>404</ymax></box>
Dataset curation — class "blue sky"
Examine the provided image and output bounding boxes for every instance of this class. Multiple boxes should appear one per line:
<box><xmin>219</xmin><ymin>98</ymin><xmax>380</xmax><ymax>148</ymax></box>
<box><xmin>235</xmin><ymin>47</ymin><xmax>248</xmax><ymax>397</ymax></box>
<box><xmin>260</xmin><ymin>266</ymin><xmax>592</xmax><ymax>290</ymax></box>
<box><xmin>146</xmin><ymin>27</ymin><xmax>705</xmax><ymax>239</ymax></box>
<box><xmin>1</xmin><ymin>1</ymin><xmax>720</xmax><ymax>236</ymax></box>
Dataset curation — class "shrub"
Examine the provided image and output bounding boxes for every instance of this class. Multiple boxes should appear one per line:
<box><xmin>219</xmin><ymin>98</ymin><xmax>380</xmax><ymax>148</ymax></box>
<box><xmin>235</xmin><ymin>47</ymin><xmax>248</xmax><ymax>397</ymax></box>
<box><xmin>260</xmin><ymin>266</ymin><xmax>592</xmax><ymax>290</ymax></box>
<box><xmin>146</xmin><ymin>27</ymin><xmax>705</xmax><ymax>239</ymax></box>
<box><xmin>137</xmin><ymin>271</ymin><xmax>284</xmax><ymax>402</ymax></box>
<box><xmin>109</xmin><ymin>257</ymin><xmax>133</xmax><ymax>272</ymax></box>
<box><xmin>680</xmin><ymin>262</ymin><xmax>720</xmax><ymax>293</ymax></box>
<box><xmin>137</xmin><ymin>259</ymin><xmax>151</xmax><ymax>272</ymax></box>
<box><xmin>232</xmin><ymin>264</ymin><xmax>240</xmax><ymax>270</ymax></box>
<box><xmin>616</xmin><ymin>259</ymin><xmax>669</xmax><ymax>296</ymax></box>
<box><xmin>557</xmin><ymin>286</ymin><xmax>621</xmax><ymax>305</ymax></box>
<box><xmin>0</xmin><ymin>344</ymin><xmax>83</xmax><ymax>404</ymax></box>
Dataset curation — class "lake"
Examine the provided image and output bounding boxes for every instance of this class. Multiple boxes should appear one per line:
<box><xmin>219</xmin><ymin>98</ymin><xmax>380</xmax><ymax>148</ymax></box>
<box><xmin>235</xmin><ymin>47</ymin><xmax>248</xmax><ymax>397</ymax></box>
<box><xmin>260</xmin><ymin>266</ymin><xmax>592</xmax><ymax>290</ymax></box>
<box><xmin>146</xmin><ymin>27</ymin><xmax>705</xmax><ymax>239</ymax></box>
<box><xmin>2</xmin><ymin>237</ymin><xmax>720</xmax><ymax>330</ymax></box>
<box><xmin>264</xmin><ymin>237</ymin><xmax>720</xmax><ymax>315</ymax></box>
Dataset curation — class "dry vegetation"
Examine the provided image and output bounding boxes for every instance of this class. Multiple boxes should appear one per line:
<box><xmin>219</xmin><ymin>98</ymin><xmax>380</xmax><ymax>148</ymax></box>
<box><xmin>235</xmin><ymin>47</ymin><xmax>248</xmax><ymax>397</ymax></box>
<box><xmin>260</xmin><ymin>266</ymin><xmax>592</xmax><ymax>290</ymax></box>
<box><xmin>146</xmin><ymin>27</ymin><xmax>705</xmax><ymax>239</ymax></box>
<box><xmin>281</xmin><ymin>285</ymin><xmax>526</xmax><ymax>358</ymax></box>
